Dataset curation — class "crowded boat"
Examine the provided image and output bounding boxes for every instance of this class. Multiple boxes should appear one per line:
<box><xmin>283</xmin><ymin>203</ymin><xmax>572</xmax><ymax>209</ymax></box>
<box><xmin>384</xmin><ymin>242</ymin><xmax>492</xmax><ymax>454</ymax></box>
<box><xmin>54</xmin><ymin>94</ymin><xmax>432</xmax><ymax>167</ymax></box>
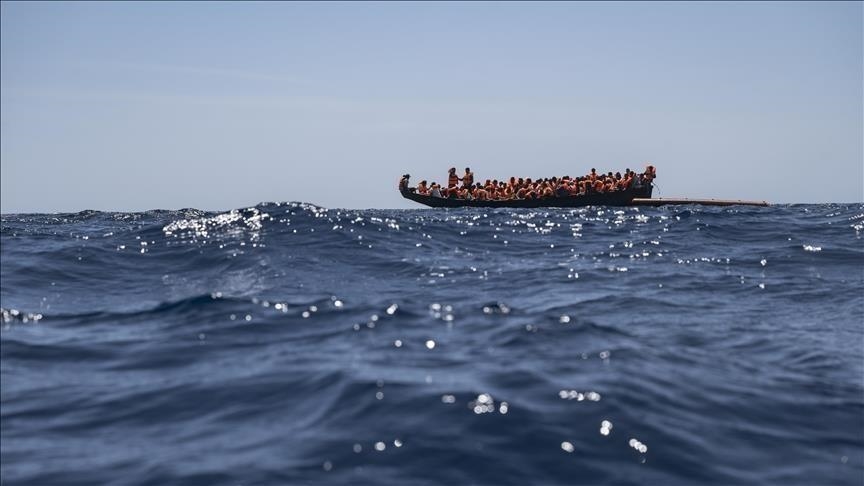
<box><xmin>399</xmin><ymin>165</ymin><xmax>656</xmax><ymax>201</ymax></box>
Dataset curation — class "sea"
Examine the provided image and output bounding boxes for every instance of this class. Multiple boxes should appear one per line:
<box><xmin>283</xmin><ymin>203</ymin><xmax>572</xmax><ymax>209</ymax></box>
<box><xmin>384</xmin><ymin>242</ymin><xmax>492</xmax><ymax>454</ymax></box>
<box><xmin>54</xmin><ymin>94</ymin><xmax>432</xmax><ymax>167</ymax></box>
<box><xmin>1</xmin><ymin>202</ymin><xmax>863</xmax><ymax>485</ymax></box>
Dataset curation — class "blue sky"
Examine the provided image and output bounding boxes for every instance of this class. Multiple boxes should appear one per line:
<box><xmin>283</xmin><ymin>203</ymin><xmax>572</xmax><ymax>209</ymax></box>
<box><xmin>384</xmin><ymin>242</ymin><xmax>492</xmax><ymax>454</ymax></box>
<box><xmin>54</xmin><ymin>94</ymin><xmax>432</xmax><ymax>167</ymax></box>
<box><xmin>1</xmin><ymin>1</ymin><xmax>861</xmax><ymax>212</ymax></box>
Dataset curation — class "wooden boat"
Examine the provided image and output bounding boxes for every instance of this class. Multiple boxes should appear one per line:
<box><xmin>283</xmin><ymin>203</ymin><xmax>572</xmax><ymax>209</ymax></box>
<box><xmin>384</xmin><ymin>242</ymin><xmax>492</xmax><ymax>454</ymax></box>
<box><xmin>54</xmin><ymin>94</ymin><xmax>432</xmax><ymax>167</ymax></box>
<box><xmin>400</xmin><ymin>184</ymin><xmax>653</xmax><ymax>208</ymax></box>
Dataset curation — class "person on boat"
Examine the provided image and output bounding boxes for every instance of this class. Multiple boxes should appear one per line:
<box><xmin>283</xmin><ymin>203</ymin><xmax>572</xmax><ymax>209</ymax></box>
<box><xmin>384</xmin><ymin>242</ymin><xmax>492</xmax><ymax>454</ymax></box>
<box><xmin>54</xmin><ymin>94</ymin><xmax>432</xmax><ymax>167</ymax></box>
<box><xmin>462</xmin><ymin>168</ymin><xmax>474</xmax><ymax>188</ymax></box>
<box><xmin>593</xmin><ymin>178</ymin><xmax>606</xmax><ymax>193</ymax></box>
<box><xmin>623</xmin><ymin>171</ymin><xmax>634</xmax><ymax>189</ymax></box>
<box><xmin>399</xmin><ymin>174</ymin><xmax>411</xmax><ymax>192</ymax></box>
<box><xmin>572</xmin><ymin>178</ymin><xmax>585</xmax><ymax>195</ymax></box>
<box><xmin>448</xmin><ymin>168</ymin><xmax>459</xmax><ymax>188</ymax></box>
<box><xmin>556</xmin><ymin>180</ymin><xmax>570</xmax><ymax>197</ymax></box>
<box><xmin>473</xmin><ymin>183</ymin><xmax>488</xmax><ymax>200</ymax></box>
<box><xmin>417</xmin><ymin>180</ymin><xmax>429</xmax><ymax>195</ymax></box>
<box><xmin>643</xmin><ymin>165</ymin><xmax>656</xmax><ymax>183</ymax></box>
<box><xmin>430</xmin><ymin>183</ymin><xmax>442</xmax><ymax>198</ymax></box>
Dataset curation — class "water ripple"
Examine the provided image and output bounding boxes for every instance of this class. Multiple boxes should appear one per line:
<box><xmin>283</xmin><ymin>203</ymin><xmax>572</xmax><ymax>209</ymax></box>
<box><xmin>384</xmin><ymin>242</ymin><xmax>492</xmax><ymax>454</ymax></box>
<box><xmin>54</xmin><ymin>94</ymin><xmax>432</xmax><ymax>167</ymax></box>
<box><xmin>2</xmin><ymin>203</ymin><xmax>862</xmax><ymax>485</ymax></box>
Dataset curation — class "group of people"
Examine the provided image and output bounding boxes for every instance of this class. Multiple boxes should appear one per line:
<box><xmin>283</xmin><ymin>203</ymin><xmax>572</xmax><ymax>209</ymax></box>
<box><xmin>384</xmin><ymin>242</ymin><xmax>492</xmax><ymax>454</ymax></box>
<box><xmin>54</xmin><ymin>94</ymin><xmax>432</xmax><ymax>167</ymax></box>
<box><xmin>399</xmin><ymin>165</ymin><xmax>656</xmax><ymax>201</ymax></box>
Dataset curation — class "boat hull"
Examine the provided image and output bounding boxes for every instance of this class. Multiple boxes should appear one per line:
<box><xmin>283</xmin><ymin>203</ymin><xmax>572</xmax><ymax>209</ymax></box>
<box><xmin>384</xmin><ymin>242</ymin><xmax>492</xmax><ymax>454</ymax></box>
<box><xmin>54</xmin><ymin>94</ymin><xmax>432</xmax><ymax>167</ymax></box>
<box><xmin>400</xmin><ymin>185</ymin><xmax>652</xmax><ymax>208</ymax></box>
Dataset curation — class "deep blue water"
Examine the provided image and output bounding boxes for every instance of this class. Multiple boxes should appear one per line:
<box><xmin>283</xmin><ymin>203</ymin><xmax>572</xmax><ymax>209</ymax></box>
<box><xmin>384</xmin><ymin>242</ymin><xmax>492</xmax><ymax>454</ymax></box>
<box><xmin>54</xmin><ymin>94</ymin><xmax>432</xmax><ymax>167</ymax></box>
<box><xmin>2</xmin><ymin>202</ymin><xmax>863</xmax><ymax>485</ymax></box>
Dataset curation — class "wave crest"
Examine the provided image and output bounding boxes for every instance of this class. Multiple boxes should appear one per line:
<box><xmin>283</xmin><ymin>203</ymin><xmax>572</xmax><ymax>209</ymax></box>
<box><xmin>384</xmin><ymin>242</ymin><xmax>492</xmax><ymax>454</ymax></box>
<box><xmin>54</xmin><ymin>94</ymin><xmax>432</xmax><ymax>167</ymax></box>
<box><xmin>162</xmin><ymin>207</ymin><xmax>272</xmax><ymax>240</ymax></box>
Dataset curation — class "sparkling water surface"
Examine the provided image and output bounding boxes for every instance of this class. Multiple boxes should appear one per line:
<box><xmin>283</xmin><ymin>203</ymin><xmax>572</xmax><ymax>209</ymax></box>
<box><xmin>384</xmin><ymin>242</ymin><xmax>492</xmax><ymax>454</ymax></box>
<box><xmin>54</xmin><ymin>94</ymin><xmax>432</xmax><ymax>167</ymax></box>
<box><xmin>2</xmin><ymin>203</ymin><xmax>863</xmax><ymax>485</ymax></box>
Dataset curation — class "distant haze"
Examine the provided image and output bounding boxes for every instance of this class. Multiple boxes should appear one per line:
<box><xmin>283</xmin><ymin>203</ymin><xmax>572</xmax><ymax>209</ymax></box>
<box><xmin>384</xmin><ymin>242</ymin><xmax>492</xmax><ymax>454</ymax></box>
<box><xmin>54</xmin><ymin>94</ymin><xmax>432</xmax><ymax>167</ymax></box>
<box><xmin>1</xmin><ymin>2</ymin><xmax>861</xmax><ymax>212</ymax></box>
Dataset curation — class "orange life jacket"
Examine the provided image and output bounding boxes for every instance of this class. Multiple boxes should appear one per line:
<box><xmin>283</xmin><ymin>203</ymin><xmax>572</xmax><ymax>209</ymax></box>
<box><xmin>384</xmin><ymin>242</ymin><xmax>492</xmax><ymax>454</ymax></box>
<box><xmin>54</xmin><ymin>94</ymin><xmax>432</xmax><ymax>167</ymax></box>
<box><xmin>448</xmin><ymin>173</ymin><xmax>459</xmax><ymax>187</ymax></box>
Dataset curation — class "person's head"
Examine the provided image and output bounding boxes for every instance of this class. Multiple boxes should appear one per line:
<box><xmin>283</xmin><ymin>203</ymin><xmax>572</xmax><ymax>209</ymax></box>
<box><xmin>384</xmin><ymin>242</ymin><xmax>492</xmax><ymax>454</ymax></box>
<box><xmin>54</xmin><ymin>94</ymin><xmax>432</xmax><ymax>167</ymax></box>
<box><xmin>591</xmin><ymin>168</ymin><xmax>596</xmax><ymax>173</ymax></box>
<box><xmin>449</xmin><ymin>167</ymin><xmax>456</xmax><ymax>173</ymax></box>
<box><xmin>420</xmin><ymin>180</ymin><xmax>427</xmax><ymax>185</ymax></box>
<box><xmin>465</xmin><ymin>167</ymin><xmax>471</xmax><ymax>173</ymax></box>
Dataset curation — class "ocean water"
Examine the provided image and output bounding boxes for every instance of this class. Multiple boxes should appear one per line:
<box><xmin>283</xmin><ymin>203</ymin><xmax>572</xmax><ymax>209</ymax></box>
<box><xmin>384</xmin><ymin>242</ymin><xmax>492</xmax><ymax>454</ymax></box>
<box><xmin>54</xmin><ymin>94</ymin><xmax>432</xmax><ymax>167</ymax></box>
<box><xmin>1</xmin><ymin>202</ymin><xmax>863</xmax><ymax>485</ymax></box>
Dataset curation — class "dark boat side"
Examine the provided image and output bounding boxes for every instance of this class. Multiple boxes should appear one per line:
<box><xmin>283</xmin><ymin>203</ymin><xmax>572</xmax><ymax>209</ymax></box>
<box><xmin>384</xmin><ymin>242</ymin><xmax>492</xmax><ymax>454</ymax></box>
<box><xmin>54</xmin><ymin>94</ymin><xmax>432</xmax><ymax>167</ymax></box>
<box><xmin>400</xmin><ymin>184</ymin><xmax>653</xmax><ymax>208</ymax></box>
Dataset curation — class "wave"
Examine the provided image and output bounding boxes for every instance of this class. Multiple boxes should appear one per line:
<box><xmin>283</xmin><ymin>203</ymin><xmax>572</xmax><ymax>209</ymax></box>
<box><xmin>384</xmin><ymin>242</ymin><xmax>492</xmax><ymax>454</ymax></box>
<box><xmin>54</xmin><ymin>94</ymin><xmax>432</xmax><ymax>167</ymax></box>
<box><xmin>1</xmin><ymin>202</ymin><xmax>863</xmax><ymax>485</ymax></box>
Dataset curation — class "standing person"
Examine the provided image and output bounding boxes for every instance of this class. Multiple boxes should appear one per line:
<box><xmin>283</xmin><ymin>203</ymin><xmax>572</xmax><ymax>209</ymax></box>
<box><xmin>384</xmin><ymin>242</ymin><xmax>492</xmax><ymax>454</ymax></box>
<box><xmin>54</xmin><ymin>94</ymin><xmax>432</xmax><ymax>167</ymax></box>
<box><xmin>643</xmin><ymin>164</ymin><xmax>657</xmax><ymax>183</ymax></box>
<box><xmin>462</xmin><ymin>167</ymin><xmax>474</xmax><ymax>188</ymax></box>
<box><xmin>447</xmin><ymin>167</ymin><xmax>459</xmax><ymax>188</ymax></box>
<box><xmin>399</xmin><ymin>174</ymin><xmax>410</xmax><ymax>191</ymax></box>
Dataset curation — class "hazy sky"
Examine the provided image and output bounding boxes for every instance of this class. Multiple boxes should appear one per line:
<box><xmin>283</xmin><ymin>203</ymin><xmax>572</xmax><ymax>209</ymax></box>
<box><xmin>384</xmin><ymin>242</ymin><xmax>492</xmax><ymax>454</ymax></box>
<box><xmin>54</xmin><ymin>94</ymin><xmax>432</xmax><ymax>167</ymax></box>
<box><xmin>1</xmin><ymin>1</ymin><xmax>861</xmax><ymax>212</ymax></box>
